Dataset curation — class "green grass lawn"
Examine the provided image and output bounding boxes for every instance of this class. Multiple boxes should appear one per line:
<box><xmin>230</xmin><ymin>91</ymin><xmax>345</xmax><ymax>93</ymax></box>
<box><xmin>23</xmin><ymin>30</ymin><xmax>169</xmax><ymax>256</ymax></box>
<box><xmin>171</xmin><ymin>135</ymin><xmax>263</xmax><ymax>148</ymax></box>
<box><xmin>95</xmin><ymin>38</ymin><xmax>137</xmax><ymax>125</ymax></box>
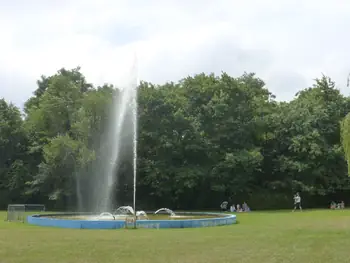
<box><xmin>1</xmin><ymin>210</ymin><xmax>350</xmax><ymax>263</ymax></box>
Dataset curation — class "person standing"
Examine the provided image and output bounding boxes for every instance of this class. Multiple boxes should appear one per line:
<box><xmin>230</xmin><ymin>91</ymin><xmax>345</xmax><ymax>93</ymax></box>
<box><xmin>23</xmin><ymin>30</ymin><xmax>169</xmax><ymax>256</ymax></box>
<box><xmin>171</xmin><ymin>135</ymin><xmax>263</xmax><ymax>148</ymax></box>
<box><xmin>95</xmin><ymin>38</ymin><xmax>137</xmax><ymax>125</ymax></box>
<box><xmin>340</xmin><ymin>201</ymin><xmax>345</xmax><ymax>209</ymax></box>
<box><xmin>293</xmin><ymin>192</ymin><xmax>302</xmax><ymax>212</ymax></box>
<box><xmin>220</xmin><ymin>201</ymin><xmax>228</xmax><ymax>212</ymax></box>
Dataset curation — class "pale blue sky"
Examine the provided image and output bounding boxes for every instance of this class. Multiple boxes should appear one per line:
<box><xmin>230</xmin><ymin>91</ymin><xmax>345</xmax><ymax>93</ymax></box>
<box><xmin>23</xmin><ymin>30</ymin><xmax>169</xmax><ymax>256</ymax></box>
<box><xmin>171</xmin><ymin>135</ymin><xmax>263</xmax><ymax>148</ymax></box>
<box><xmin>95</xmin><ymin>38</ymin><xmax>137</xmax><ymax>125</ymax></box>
<box><xmin>1</xmin><ymin>0</ymin><xmax>350</xmax><ymax>107</ymax></box>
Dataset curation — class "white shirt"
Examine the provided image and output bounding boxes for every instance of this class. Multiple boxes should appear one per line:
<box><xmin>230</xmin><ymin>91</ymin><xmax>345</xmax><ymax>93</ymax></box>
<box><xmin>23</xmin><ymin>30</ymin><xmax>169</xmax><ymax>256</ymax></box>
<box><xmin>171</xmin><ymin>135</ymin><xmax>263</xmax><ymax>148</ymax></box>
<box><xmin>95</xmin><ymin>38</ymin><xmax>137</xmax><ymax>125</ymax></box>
<box><xmin>294</xmin><ymin>195</ymin><xmax>301</xmax><ymax>203</ymax></box>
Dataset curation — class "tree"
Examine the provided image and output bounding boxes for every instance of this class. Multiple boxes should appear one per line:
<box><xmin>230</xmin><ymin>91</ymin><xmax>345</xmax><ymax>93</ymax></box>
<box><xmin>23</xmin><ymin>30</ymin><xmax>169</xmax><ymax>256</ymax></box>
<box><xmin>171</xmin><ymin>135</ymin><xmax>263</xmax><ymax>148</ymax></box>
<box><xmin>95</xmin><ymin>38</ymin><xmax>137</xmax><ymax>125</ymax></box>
<box><xmin>28</xmin><ymin>134</ymin><xmax>93</xmax><ymax>209</ymax></box>
<box><xmin>261</xmin><ymin>76</ymin><xmax>350</xmax><ymax>208</ymax></box>
<box><xmin>2</xmin><ymin>67</ymin><xmax>350</xmax><ymax>210</ymax></box>
<box><xmin>0</xmin><ymin>99</ymin><xmax>29</xmax><ymax>208</ymax></box>
<box><xmin>24</xmin><ymin>67</ymin><xmax>92</xmax><ymax>114</ymax></box>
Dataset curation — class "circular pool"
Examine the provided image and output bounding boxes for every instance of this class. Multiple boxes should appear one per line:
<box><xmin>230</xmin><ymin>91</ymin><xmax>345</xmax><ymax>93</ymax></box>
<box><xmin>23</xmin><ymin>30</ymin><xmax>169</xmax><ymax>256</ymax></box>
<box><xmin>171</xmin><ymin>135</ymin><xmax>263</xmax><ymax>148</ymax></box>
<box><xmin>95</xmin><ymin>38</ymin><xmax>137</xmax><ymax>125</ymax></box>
<box><xmin>27</xmin><ymin>212</ymin><xmax>236</xmax><ymax>229</ymax></box>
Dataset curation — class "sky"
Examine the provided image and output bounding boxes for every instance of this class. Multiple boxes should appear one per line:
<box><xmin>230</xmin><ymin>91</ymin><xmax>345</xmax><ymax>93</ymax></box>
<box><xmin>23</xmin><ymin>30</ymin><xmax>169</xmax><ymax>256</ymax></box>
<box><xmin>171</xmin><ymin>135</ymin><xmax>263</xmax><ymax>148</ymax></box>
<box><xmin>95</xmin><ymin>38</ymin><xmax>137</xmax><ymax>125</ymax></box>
<box><xmin>1</xmin><ymin>0</ymin><xmax>350</xmax><ymax>107</ymax></box>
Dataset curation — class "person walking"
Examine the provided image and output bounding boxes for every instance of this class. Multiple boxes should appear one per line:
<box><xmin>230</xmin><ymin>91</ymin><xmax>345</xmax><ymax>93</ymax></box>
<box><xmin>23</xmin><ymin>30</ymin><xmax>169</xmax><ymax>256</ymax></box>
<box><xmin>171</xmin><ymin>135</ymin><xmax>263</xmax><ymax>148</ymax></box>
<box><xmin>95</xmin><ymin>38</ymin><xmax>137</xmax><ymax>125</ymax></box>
<box><xmin>293</xmin><ymin>192</ymin><xmax>302</xmax><ymax>212</ymax></box>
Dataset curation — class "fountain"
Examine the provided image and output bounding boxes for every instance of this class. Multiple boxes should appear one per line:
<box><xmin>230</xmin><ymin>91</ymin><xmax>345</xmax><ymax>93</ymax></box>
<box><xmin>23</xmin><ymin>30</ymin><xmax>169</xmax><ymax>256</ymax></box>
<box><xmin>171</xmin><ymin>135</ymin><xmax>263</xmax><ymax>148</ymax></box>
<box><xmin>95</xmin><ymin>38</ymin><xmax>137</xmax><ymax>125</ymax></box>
<box><xmin>96</xmin><ymin>60</ymin><xmax>138</xmax><ymax>212</ymax></box>
<box><xmin>72</xmin><ymin>56</ymin><xmax>139</xmax><ymax>213</ymax></box>
<box><xmin>131</xmin><ymin>56</ymin><xmax>138</xmax><ymax>221</ymax></box>
<box><xmin>26</xmin><ymin>56</ymin><xmax>237</xmax><ymax>229</ymax></box>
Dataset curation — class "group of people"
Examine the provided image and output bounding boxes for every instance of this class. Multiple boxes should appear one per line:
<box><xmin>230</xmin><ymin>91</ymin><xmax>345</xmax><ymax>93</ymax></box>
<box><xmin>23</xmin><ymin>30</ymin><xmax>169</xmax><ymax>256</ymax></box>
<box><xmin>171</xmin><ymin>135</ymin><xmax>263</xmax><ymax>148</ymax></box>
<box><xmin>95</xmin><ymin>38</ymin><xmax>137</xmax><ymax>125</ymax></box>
<box><xmin>293</xmin><ymin>193</ymin><xmax>347</xmax><ymax>211</ymax></box>
<box><xmin>221</xmin><ymin>193</ymin><xmax>346</xmax><ymax>213</ymax></box>
<box><xmin>220</xmin><ymin>201</ymin><xmax>251</xmax><ymax>212</ymax></box>
<box><xmin>330</xmin><ymin>201</ymin><xmax>345</xmax><ymax>210</ymax></box>
<box><xmin>230</xmin><ymin>202</ymin><xmax>250</xmax><ymax>212</ymax></box>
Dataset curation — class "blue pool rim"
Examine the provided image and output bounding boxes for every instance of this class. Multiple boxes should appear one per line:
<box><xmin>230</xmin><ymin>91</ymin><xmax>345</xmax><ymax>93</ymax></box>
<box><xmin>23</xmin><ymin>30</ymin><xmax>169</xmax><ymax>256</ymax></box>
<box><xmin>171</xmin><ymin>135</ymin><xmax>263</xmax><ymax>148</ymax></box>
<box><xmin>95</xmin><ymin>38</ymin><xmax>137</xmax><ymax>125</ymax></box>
<box><xmin>27</xmin><ymin>212</ymin><xmax>237</xmax><ymax>229</ymax></box>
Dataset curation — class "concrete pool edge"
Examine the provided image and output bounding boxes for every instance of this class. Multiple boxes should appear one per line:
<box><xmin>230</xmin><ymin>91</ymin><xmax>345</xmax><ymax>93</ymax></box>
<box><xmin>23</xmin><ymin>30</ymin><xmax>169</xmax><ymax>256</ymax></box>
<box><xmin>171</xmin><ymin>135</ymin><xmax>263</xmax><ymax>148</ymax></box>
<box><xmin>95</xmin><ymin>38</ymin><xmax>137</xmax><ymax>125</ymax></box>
<box><xmin>27</xmin><ymin>212</ymin><xmax>237</xmax><ymax>229</ymax></box>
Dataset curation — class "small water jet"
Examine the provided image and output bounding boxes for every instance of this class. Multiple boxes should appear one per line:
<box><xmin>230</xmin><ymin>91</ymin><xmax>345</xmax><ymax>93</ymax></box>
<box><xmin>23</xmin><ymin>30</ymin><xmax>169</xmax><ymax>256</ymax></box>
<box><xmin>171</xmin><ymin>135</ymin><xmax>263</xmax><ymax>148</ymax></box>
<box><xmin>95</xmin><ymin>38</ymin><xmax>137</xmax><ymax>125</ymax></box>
<box><xmin>97</xmin><ymin>212</ymin><xmax>115</xmax><ymax>220</ymax></box>
<box><xmin>135</xmin><ymin>211</ymin><xmax>148</xmax><ymax>220</ymax></box>
<box><xmin>154</xmin><ymin>208</ymin><xmax>176</xmax><ymax>217</ymax></box>
<box><xmin>114</xmin><ymin>206</ymin><xmax>135</xmax><ymax>215</ymax></box>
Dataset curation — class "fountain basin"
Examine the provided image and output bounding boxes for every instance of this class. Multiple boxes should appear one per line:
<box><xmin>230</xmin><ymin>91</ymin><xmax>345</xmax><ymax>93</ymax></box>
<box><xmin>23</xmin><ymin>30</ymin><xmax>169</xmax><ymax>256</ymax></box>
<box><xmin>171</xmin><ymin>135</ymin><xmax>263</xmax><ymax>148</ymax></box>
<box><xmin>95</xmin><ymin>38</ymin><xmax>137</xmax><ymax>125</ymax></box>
<box><xmin>27</xmin><ymin>212</ymin><xmax>236</xmax><ymax>229</ymax></box>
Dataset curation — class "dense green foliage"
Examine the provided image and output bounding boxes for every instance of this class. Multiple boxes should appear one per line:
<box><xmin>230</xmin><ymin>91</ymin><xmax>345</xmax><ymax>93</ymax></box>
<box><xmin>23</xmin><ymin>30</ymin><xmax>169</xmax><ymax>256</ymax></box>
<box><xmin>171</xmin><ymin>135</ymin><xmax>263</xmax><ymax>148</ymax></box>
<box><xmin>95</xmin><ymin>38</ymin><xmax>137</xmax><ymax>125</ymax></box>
<box><xmin>2</xmin><ymin>68</ymin><xmax>350</xmax><ymax>210</ymax></box>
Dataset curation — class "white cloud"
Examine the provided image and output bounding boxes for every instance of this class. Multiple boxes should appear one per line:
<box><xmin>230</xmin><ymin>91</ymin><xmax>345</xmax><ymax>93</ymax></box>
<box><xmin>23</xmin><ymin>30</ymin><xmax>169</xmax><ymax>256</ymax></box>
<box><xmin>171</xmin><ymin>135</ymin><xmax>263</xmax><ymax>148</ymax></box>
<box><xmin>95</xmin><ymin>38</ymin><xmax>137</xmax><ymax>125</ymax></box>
<box><xmin>1</xmin><ymin>0</ymin><xmax>350</xmax><ymax>107</ymax></box>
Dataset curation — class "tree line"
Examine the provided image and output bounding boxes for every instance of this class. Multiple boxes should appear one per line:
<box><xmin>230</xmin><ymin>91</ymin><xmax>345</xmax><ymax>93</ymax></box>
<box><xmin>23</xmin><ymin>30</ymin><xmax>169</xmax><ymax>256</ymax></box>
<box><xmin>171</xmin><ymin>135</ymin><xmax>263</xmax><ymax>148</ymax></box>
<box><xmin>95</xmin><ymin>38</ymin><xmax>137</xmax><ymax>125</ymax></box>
<box><xmin>2</xmin><ymin>67</ymin><xmax>350</xmax><ymax>211</ymax></box>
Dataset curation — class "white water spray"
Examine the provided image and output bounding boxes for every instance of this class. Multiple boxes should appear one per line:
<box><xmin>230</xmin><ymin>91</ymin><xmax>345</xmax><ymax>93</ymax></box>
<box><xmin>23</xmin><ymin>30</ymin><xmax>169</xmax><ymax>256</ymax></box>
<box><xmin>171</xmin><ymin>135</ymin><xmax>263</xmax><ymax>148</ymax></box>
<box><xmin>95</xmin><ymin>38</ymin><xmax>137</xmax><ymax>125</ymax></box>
<box><xmin>154</xmin><ymin>208</ymin><xmax>176</xmax><ymax>217</ymax></box>
<box><xmin>87</xmin><ymin>56</ymin><xmax>139</xmax><ymax>212</ymax></box>
<box><xmin>132</xmin><ymin>55</ymin><xmax>138</xmax><ymax>218</ymax></box>
<box><xmin>74</xmin><ymin>54</ymin><xmax>139</xmax><ymax>213</ymax></box>
<box><xmin>99</xmin><ymin>83</ymin><xmax>133</xmax><ymax>211</ymax></box>
<box><xmin>114</xmin><ymin>205</ymin><xmax>135</xmax><ymax>215</ymax></box>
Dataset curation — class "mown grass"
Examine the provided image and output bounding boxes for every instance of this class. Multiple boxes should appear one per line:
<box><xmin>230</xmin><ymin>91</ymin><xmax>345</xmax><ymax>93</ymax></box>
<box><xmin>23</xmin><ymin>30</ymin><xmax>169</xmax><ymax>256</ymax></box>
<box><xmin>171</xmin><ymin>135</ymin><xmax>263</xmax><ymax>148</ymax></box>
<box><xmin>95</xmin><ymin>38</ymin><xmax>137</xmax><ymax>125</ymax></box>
<box><xmin>1</xmin><ymin>210</ymin><xmax>350</xmax><ymax>263</ymax></box>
